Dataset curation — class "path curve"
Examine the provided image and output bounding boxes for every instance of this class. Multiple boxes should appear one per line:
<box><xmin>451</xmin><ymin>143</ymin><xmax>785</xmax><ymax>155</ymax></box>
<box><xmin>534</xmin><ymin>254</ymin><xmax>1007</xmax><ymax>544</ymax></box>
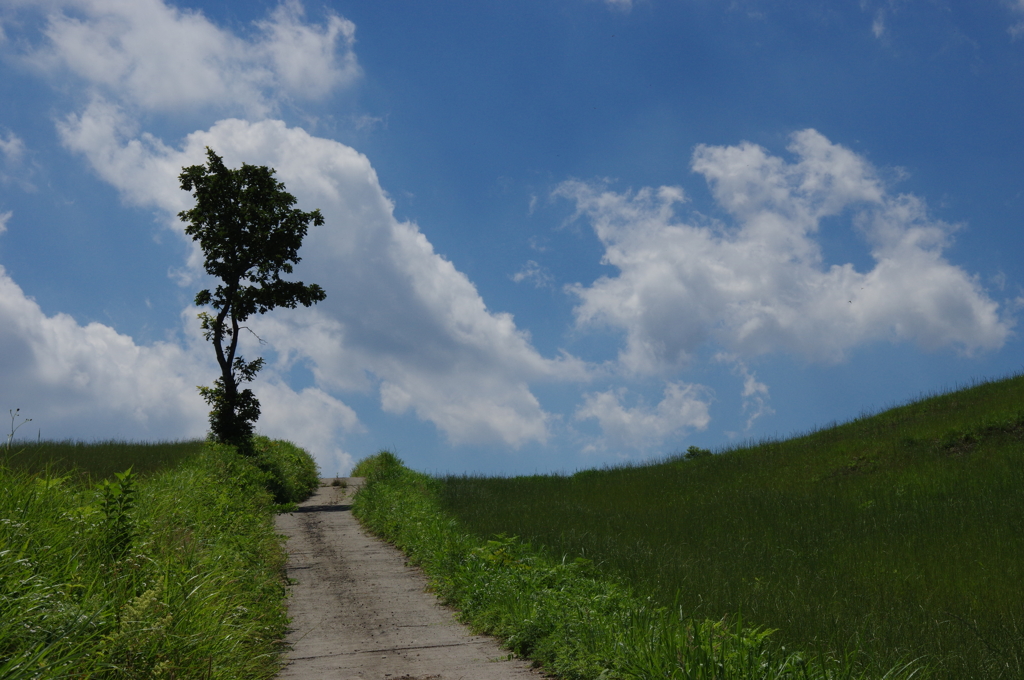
<box><xmin>274</xmin><ymin>479</ymin><xmax>545</xmax><ymax>680</ymax></box>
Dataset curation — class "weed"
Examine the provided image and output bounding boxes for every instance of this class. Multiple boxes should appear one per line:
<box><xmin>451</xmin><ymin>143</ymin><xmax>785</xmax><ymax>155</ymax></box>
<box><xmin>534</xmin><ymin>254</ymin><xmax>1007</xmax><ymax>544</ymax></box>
<box><xmin>6</xmin><ymin>408</ymin><xmax>31</xmax><ymax>452</ymax></box>
<box><xmin>99</xmin><ymin>467</ymin><xmax>137</xmax><ymax>562</ymax></box>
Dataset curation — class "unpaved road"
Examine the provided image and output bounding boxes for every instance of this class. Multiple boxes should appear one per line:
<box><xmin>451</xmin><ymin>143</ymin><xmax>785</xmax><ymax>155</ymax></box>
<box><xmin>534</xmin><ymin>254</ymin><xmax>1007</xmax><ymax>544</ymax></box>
<box><xmin>274</xmin><ymin>479</ymin><xmax>545</xmax><ymax>680</ymax></box>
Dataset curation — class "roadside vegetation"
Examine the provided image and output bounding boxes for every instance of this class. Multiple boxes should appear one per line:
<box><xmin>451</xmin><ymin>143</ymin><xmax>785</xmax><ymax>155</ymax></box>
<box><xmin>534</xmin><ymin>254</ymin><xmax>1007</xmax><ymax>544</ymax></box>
<box><xmin>352</xmin><ymin>451</ymin><xmax>922</xmax><ymax>679</ymax></box>
<box><xmin>436</xmin><ymin>374</ymin><xmax>1024</xmax><ymax>679</ymax></box>
<box><xmin>0</xmin><ymin>436</ymin><xmax>319</xmax><ymax>679</ymax></box>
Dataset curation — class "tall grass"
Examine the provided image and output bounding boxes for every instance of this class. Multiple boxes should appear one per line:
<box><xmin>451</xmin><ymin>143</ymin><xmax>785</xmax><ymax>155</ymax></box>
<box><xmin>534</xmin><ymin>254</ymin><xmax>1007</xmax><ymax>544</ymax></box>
<box><xmin>439</xmin><ymin>374</ymin><xmax>1024</xmax><ymax>679</ymax></box>
<box><xmin>1</xmin><ymin>439</ymin><xmax>204</xmax><ymax>479</ymax></box>
<box><xmin>353</xmin><ymin>451</ymin><xmax>922</xmax><ymax>680</ymax></box>
<box><xmin>1</xmin><ymin>438</ymin><xmax>319</xmax><ymax>678</ymax></box>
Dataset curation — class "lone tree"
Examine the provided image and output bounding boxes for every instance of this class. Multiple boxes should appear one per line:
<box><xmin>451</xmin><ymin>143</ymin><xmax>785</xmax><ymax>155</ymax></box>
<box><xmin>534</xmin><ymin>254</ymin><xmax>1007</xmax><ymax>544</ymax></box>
<box><xmin>179</xmin><ymin>148</ymin><xmax>326</xmax><ymax>453</ymax></box>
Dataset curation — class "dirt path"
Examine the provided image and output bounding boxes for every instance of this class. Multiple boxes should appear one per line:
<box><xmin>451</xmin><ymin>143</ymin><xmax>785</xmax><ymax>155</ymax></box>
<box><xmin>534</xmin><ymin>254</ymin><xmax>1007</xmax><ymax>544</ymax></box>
<box><xmin>274</xmin><ymin>479</ymin><xmax>545</xmax><ymax>680</ymax></box>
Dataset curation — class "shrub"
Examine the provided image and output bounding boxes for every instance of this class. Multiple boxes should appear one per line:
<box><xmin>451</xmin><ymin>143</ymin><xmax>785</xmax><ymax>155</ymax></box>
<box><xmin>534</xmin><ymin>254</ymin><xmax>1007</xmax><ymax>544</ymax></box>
<box><xmin>683</xmin><ymin>445</ymin><xmax>713</xmax><ymax>460</ymax></box>
<box><xmin>350</xmin><ymin>448</ymin><xmax>404</xmax><ymax>481</ymax></box>
<box><xmin>249</xmin><ymin>436</ymin><xmax>320</xmax><ymax>504</ymax></box>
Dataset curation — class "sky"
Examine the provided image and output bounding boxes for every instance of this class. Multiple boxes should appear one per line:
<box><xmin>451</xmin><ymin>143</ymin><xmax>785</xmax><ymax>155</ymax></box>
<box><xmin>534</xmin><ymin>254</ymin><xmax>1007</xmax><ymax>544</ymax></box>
<box><xmin>1</xmin><ymin>0</ymin><xmax>1023</xmax><ymax>476</ymax></box>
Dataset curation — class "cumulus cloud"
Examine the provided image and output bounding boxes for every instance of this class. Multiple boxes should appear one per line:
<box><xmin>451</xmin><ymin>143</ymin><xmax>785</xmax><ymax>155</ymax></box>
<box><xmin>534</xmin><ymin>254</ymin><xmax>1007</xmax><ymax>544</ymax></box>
<box><xmin>575</xmin><ymin>382</ymin><xmax>711</xmax><ymax>450</ymax></box>
<box><xmin>558</xmin><ymin>129</ymin><xmax>1011</xmax><ymax>374</ymax></box>
<box><xmin>255</xmin><ymin>0</ymin><xmax>357</xmax><ymax>100</ymax></box>
<box><xmin>13</xmin><ymin>0</ymin><xmax>587</xmax><ymax>450</ymax></box>
<box><xmin>252</xmin><ymin>380</ymin><xmax>359</xmax><ymax>476</ymax></box>
<box><xmin>0</xmin><ymin>265</ymin><xmax>360</xmax><ymax>466</ymax></box>
<box><xmin>57</xmin><ymin>110</ymin><xmax>588</xmax><ymax>447</ymax></box>
<box><xmin>21</xmin><ymin>0</ymin><xmax>358</xmax><ymax>116</ymax></box>
<box><xmin>0</xmin><ymin>265</ymin><xmax>208</xmax><ymax>441</ymax></box>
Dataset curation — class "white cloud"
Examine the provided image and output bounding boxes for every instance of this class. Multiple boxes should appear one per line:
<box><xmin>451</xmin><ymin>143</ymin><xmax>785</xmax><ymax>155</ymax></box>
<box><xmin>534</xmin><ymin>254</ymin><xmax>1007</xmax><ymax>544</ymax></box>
<box><xmin>0</xmin><ymin>130</ymin><xmax>26</xmax><ymax>165</ymax></box>
<box><xmin>575</xmin><ymin>382</ymin><xmax>711</xmax><ymax>450</ymax></box>
<box><xmin>558</xmin><ymin>129</ymin><xmax>1011</xmax><ymax>374</ymax></box>
<box><xmin>715</xmin><ymin>353</ymin><xmax>773</xmax><ymax>430</ymax></box>
<box><xmin>0</xmin><ymin>130</ymin><xmax>35</xmax><ymax>190</ymax></box>
<box><xmin>29</xmin><ymin>0</ymin><xmax>586</xmax><ymax>450</ymax></box>
<box><xmin>738</xmin><ymin>368</ymin><xmax>771</xmax><ymax>428</ymax></box>
<box><xmin>352</xmin><ymin>114</ymin><xmax>387</xmax><ymax>132</ymax></box>
<box><xmin>1012</xmin><ymin>1</ymin><xmax>1024</xmax><ymax>39</ymax></box>
<box><xmin>512</xmin><ymin>260</ymin><xmax>555</xmax><ymax>288</ymax></box>
<box><xmin>58</xmin><ymin>98</ymin><xmax>188</xmax><ymax>209</ymax></box>
<box><xmin>0</xmin><ymin>210</ymin><xmax>10</xmax><ymax>235</ymax></box>
<box><xmin>0</xmin><ymin>265</ymin><xmax>361</xmax><ymax>468</ymax></box>
<box><xmin>57</xmin><ymin>109</ymin><xmax>589</xmax><ymax>447</ymax></box>
<box><xmin>253</xmin><ymin>380</ymin><xmax>359</xmax><ymax>476</ymax></box>
<box><xmin>860</xmin><ymin>1</ymin><xmax>904</xmax><ymax>40</ymax></box>
<box><xmin>21</xmin><ymin>0</ymin><xmax>358</xmax><ymax>117</ymax></box>
<box><xmin>256</xmin><ymin>0</ymin><xmax>357</xmax><ymax>100</ymax></box>
<box><xmin>0</xmin><ymin>265</ymin><xmax>208</xmax><ymax>441</ymax></box>
<box><xmin>871</xmin><ymin>10</ymin><xmax>887</xmax><ymax>39</ymax></box>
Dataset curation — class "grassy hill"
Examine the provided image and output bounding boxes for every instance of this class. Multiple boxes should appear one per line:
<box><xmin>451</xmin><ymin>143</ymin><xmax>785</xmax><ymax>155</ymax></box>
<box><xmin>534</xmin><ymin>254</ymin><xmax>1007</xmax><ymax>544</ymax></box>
<box><xmin>439</xmin><ymin>374</ymin><xmax>1024</xmax><ymax>679</ymax></box>
<box><xmin>1</xmin><ymin>437</ymin><xmax>319</xmax><ymax>679</ymax></box>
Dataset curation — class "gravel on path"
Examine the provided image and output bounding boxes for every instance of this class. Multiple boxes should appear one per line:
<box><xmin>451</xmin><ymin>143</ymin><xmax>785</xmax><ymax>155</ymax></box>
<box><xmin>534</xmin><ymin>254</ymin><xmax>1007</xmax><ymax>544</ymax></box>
<box><xmin>274</xmin><ymin>479</ymin><xmax>546</xmax><ymax>680</ymax></box>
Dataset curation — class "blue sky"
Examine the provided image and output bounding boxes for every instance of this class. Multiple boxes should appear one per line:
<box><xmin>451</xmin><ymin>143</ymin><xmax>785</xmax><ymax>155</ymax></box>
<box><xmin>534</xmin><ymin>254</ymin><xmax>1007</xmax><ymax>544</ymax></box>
<box><xmin>2</xmin><ymin>0</ymin><xmax>1024</xmax><ymax>475</ymax></box>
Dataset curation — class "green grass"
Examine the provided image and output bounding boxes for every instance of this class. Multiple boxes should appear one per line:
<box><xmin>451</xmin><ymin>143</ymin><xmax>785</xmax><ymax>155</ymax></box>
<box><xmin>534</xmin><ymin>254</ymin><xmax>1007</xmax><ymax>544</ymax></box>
<box><xmin>352</xmin><ymin>451</ymin><xmax>922</xmax><ymax>680</ymax></box>
<box><xmin>1</xmin><ymin>439</ymin><xmax>205</xmax><ymax>479</ymax></box>
<box><xmin>250</xmin><ymin>435</ymin><xmax>321</xmax><ymax>506</ymax></box>
<box><xmin>437</xmin><ymin>374</ymin><xmax>1024</xmax><ymax>679</ymax></box>
<box><xmin>1</xmin><ymin>437</ymin><xmax>320</xmax><ymax>678</ymax></box>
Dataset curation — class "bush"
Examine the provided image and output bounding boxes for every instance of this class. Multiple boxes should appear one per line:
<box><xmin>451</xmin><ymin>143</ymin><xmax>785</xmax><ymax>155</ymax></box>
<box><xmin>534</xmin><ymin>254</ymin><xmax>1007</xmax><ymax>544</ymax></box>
<box><xmin>249</xmin><ymin>436</ymin><xmax>320</xmax><ymax>504</ymax></box>
<box><xmin>683</xmin><ymin>445</ymin><xmax>713</xmax><ymax>460</ymax></box>
<box><xmin>350</xmin><ymin>448</ymin><xmax>404</xmax><ymax>481</ymax></box>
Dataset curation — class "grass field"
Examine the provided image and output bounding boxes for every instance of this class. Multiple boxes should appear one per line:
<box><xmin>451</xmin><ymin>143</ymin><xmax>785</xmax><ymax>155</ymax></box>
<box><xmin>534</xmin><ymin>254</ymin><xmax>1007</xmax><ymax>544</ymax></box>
<box><xmin>1</xmin><ymin>439</ymin><xmax>205</xmax><ymax>478</ymax></box>
<box><xmin>354</xmin><ymin>451</ymin><xmax>917</xmax><ymax>679</ymax></box>
<box><xmin>1</xmin><ymin>437</ymin><xmax>319</xmax><ymax>679</ymax></box>
<box><xmin>439</xmin><ymin>374</ymin><xmax>1024</xmax><ymax>679</ymax></box>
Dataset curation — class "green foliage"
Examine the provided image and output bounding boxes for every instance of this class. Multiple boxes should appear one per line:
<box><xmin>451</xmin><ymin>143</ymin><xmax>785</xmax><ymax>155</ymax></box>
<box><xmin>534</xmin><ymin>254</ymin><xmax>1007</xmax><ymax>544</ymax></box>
<box><xmin>197</xmin><ymin>372</ymin><xmax>263</xmax><ymax>450</ymax></box>
<box><xmin>179</xmin><ymin>147</ymin><xmax>326</xmax><ymax>451</ymax></box>
<box><xmin>351</xmin><ymin>452</ymin><xmax>916</xmax><ymax>680</ymax></box>
<box><xmin>0</xmin><ymin>440</ymin><xmax>302</xmax><ymax>679</ymax></box>
<box><xmin>682</xmin><ymin>444</ymin><xmax>713</xmax><ymax>460</ymax></box>
<box><xmin>350</xmin><ymin>448</ymin><xmax>405</xmax><ymax>481</ymax></box>
<box><xmin>99</xmin><ymin>467</ymin><xmax>137</xmax><ymax>561</ymax></box>
<box><xmin>439</xmin><ymin>373</ymin><xmax>1024</xmax><ymax>680</ymax></box>
<box><xmin>250</xmin><ymin>435</ymin><xmax>321</xmax><ymax>505</ymax></box>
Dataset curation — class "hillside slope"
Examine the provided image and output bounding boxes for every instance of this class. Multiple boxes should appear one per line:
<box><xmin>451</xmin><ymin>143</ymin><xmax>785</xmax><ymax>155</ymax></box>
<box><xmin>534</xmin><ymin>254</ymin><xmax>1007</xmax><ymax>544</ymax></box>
<box><xmin>441</xmin><ymin>374</ymin><xmax>1024</xmax><ymax>679</ymax></box>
